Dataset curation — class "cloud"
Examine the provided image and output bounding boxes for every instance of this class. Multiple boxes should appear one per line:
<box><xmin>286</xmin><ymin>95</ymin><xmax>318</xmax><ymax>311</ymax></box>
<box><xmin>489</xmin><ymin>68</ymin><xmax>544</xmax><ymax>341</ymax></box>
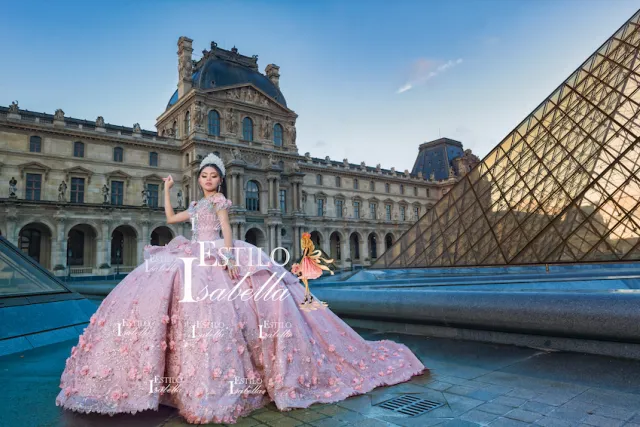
<box><xmin>396</xmin><ymin>58</ymin><xmax>463</xmax><ymax>94</ymax></box>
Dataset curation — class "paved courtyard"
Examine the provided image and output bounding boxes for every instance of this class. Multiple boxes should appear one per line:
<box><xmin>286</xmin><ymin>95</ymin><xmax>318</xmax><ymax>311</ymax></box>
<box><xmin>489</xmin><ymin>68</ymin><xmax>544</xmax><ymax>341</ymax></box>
<box><xmin>1</xmin><ymin>327</ymin><xmax>639</xmax><ymax>427</ymax></box>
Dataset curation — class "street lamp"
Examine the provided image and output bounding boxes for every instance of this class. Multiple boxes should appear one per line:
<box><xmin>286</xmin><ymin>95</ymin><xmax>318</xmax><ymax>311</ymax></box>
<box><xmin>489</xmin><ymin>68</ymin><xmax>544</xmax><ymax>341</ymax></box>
<box><xmin>116</xmin><ymin>248</ymin><xmax>121</xmax><ymax>275</ymax></box>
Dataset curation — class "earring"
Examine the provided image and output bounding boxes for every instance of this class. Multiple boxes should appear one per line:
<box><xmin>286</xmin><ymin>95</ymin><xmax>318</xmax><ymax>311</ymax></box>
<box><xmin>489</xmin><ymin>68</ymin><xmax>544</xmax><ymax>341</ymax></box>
<box><xmin>217</xmin><ymin>184</ymin><xmax>221</xmax><ymax>192</ymax></box>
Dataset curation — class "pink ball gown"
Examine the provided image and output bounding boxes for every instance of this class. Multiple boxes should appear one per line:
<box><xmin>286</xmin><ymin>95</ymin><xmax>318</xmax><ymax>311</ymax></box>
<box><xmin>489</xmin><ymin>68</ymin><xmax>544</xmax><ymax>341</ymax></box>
<box><xmin>55</xmin><ymin>192</ymin><xmax>428</xmax><ymax>424</ymax></box>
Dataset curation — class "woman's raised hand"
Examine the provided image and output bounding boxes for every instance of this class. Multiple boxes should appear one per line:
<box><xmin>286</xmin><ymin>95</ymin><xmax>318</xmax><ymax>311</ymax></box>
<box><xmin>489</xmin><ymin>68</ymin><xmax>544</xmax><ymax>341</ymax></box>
<box><xmin>163</xmin><ymin>174</ymin><xmax>174</xmax><ymax>190</ymax></box>
<box><xmin>226</xmin><ymin>260</ymin><xmax>240</xmax><ymax>281</ymax></box>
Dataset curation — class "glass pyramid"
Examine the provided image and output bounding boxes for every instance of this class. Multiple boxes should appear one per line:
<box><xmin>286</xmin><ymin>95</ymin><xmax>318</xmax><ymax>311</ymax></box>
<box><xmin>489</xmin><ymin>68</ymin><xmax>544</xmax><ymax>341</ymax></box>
<box><xmin>372</xmin><ymin>10</ymin><xmax>640</xmax><ymax>268</ymax></box>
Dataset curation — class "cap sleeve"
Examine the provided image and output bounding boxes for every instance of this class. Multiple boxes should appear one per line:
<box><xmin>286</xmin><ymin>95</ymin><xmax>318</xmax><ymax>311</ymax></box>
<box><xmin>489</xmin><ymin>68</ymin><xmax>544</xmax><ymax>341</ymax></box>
<box><xmin>212</xmin><ymin>193</ymin><xmax>232</xmax><ymax>212</ymax></box>
<box><xmin>187</xmin><ymin>200</ymin><xmax>197</xmax><ymax>218</ymax></box>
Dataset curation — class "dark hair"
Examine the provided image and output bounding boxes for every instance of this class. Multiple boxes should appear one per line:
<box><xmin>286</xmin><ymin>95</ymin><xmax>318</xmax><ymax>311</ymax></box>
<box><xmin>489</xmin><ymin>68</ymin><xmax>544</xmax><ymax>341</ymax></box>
<box><xmin>197</xmin><ymin>163</ymin><xmax>228</xmax><ymax>198</ymax></box>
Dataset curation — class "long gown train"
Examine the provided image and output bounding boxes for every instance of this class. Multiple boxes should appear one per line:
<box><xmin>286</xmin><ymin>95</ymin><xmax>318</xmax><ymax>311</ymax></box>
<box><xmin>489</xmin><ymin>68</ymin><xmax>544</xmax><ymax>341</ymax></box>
<box><xmin>56</xmin><ymin>194</ymin><xmax>427</xmax><ymax>424</ymax></box>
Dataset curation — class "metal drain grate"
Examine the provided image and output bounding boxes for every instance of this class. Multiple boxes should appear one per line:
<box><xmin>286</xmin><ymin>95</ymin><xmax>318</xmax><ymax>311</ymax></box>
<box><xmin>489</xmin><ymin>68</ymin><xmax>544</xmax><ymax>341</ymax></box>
<box><xmin>375</xmin><ymin>394</ymin><xmax>443</xmax><ymax>416</ymax></box>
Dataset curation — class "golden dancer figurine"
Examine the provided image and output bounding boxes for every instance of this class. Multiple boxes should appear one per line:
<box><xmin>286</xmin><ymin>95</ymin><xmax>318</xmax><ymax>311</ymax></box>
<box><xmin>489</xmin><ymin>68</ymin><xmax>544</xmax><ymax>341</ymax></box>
<box><xmin>291</xmin><ymin>232</ymin><xmax>334</xmax><ymax>311</ymax></box>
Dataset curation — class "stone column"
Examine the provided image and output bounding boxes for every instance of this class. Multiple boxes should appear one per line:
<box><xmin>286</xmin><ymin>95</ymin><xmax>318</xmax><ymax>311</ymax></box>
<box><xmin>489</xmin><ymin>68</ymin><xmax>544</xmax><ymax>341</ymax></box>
<box><xmin>342</xmin><ymin>236</ymin><xmax>351</xmax><ymax>266</ymax></box>
<box><xmin>321</xmin><ymin>235</ymin><xmax>331</xmax><ymax>259</ymax></box>
<box><xmin>138</xmin><ymin>221</ymin><xmax>150</xmax><ymax>264</ymax></box>
<box><xmin>102</xmin><ymin>221</ymin><xmax>111</xmax><ymax>269</ymax></box>
<box><xmin>54</xmin><ymin>217</ymin><xmax>65</xmax><ymax>269</ymax></box>
<box><xmin>359</xmin><ymin>238</ymin><xmax>366</xmax><ymax>262</ymax></box>
<box><xmin>292</xmin><ymin>184</ymin><xmax>297</xmax><ymax>213</ymax></box>
<box><xmin>376</xmin><ymin>236</ymin><xmax>384</xmax><ymax>261</ymax></box>
<box><xmin>227</xmin><ymin>173</ymin><xmax>234</xmax><ymax>204</ymax></box>
<box><xmin>6</xmin><ymin>215</ymin><xmax>18</xmax><ymax>247</ymax></box>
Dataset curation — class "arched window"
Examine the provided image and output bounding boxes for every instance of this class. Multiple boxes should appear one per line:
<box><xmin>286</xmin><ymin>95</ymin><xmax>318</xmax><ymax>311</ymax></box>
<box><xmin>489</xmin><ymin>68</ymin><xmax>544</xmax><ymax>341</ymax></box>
<box><xmin>184</xmin><ymin>111</ymin><xmax>191</xmax><ymax>136</ymax></box>
<box><xmin>29</xmin><ymin>136</ymin><xmax>41</xmax><ymax>152</ymax></box>
<box><xmin>246</xmin><ymin>180</ymin><xmax>260</xmax><ymax>211</ymax></box>
<box><xmin>74</xmin><ymin>141</ymin><xmax>84</xmax><ymax>157</ymax></box>
<box><xmin>208</xmin><ymin>110</ymin><xmax>220</xmax><ymax>136</ymax></box>
<box><xmin>273</xmin><ymin>123</ymin><xmax>283</xmax><ymax>146</ymax></box>
<box><xmin>113</xmin><ymin>147</ymin><xmax>123</xmax><ymax>162</ymax></box>
<box><xmin>242</xmin><ymin>117</ymin><xmax>254</xmax><ymax>141</ymax></box>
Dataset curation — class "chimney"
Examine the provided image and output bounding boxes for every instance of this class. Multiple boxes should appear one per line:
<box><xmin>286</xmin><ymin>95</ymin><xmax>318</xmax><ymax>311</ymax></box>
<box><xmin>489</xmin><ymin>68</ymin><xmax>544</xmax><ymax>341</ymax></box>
<box><xmin>177</xmin><ymin>36</ymin><xmax>194</xmax><ymax>98</ymax></box>
<box><xmin>265</xmin><ymin>64</ymin><xmax>280</xmax><ymax>88</ymax></box>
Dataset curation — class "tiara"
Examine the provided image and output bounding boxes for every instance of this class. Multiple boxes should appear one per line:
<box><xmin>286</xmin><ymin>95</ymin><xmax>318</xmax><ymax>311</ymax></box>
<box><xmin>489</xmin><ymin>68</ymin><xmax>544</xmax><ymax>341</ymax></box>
<box><xmin>199</xmin><ymin>153</ymin><xmax>226</xmax><ymax>177</ymax></box>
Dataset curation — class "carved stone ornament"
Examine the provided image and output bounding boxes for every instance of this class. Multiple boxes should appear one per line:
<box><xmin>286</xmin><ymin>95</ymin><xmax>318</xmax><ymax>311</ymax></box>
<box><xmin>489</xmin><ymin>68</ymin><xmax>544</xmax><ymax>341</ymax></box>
<box><xmin>231</xmin><ymin>147</ymin><xmax>243</xmax><ymax>161</ymax></box>
<box><xmin>193</xmin><ymin>102</ymin><xmax>205</xmax><ymax>129</ymax></box>
<box><xmin>225</xmin><ymin>108</ymin><xmax>238</xmax><ymax>135</ymax></box>
<box><xmin>54</xmin><ymin>109</ymin><xmax>65</xmax><ymax>120</ymax></box>
<box><xmin>286</xmin><ymin>123</ymin><xmax>297</xmax><ymax>144</ymax></box>
<box><xmin>9</xmin><ymin>100</ymin><xmax>19</xmax><ymax>113</ymax></box>
<box><xmin>179</xmin><ymin>55</ymin><xmax>192</xmax><ymax>82</ymax></box>
<box><xmin>96</xmin><ymin>116</ymin><xmax>105</xmax><ymax>127</ymax></box>
<box><xmin>261</xmin><ymin>116</ymin><xmax>272</xmax><ymax>139</ymax></box>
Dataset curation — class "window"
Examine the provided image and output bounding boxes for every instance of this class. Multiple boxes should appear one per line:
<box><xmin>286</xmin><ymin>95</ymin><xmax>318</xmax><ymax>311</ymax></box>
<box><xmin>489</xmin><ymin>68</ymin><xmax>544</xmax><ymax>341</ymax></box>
<box><xmin>30</xmin><ymin>136</ymin><xmax>41</xmax><ymax>153</ymax></box>
<box><xmin>246</xmin><ymin>180</ymin><xmax>259</xmax><ymax>211</ymax></box>
<box><xmin>184</xmin><ymin>111</ymin><xmax>191</xmax><ymax>136</ymax></box>
<box><xmin>400</xmin><ymin>206</ymin><xmax>406</xmax><ymax>221</ymax></box>
<box><xmin>242</xmin><ymin>117</ymin><xmax>253</xmax><ymax>141</ymax></box>
<box><xmin>173</xmin><ymin>120</ymin><xmax>178</xmax><ymax>138</ymax></box>
<box><xmin>279</xmin><ymin>189</ymin><xmax>286</xmax><ymax>212</ymax></box>
<box><xmin>335</xmin><ymin>176</ymin><xmax>341</xmax><ymax>187</ymax></box>
<box><xmin>400</xmin><ymin>184</ymin><xmax>404</xmax><ymax>195</ymax></box>
<box><xmin>370</xmin><ymin>202</ymin><xmax>377</xmax><ymax>219</ymax></box>
<box><xmin>113</xmin><ymin>147</ymin><xmax>123</xmax><ymax>162</ymax></box>
<box><xmin>111</xmin><ymin>181</ymin><xmax>124</xmax><ymax>205</ymax></box>
<box><xmin>149</xmin><ymin>152</ymin><xmax>158</xmax><ymax>167</ymax></box>
<box><xmin>414</xmin><ymin>206</ymin><xmax>420</xmax><ymax>220</ymax></box>
<box><xmin>385</xmin><ymin>183</ymin><xmax>390</xmax><ymax>193</ymax></box>
<box><xmin>147</xmin><ymin>184</ymin><xmax>159</xmax><ymax>208</ymax></box>
<box><xmin>370</xmin><ymin>181</ymin><xmax>374</xmax><ymax>191</ymax></box>
<box><xmin>427</xmin><ymin>188</ymin><xmax>430</xmax><ymax>197</ymax></box>
<box><xmin>354</xmin><ymin>201</ymin><xmax>360</xmax><ymax>218</ymax></box>
<box><xmin>185</xmin><ymin>153</ymin><xmax>189</xmax><ymax>167</ymax></box>
<box><xmin>273</xmin><ymin>123</ymin><xmax>283</xmax><ymax>146</ymax></box>
<box><xmin>25</xmin><ymin>173</ymin><xmax>41</xmax><ymax>200</ymax></box>
<box><xmin>74</xmin><ymin>141</ymin><xmax>84</xmax><ymax>157</ymax></box>
<box><xmin>70</xmin><ymin>177</ymin><xmax>85</xmax><ymax>203</ymax></box>
<box><xmin>317</xmin><ymin>199</ymin><xmax>325</xmax><ymax>216</ymax></box>
<box><xmin>385</xmin><ymin>204</ymin><xmax>391</xmax><ymax>221</ymax></box>
<box><xmin>353</xmin><ymin>178</ymin><xmax>359</xmax><ymax>190</ymax></box>
<box><xmin>316</xmin><ymin>174</ymin><xmax>322</xmax><ymax>185</ymax></box>
<box><xmin>208</xmin><ymin>110</ymin><xmax>220</xmax><ymax>136</ymax></box>
<box><xmin>336</xmin><ymin>199</ymin><xmax>343</xmax><ymax>218</ymax></box>
<box><xmin>414</xmin><ymin>186</ymin><xmax>418</xmax><ymax>196</ymax></box>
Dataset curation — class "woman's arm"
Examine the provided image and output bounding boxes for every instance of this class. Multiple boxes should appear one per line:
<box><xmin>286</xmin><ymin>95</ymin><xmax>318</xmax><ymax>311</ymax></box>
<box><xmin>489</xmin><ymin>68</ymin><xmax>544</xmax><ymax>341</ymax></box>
<box><xmin>217</xmin><ymin>208</ymin><xmax>239</xmax><ymax>280</ymax></box>
<box><xmin>163</xmin><ymin>175</ymin><xmax>190</xmax><ymax>224</ymax></box>
<box><xmin>217</xmin><ymin>209</ymin><xmax>233</xmax><ymax>250</ymax></box>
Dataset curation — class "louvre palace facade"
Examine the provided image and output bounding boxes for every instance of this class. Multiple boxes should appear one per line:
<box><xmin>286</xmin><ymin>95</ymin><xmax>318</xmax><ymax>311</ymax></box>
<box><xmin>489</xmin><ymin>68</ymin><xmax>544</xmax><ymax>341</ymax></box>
<box><xmin>0</xmin><ymin>37</ymin><xmax>479</xmax><ymax>276</ymax></box>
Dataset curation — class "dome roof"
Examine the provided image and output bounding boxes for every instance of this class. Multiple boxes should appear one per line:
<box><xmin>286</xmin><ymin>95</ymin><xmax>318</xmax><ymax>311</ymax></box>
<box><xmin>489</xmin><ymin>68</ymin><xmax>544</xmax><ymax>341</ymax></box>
<box><xmin>167</xmin><ymin>44</ymin><xmax>287</xmax><ymax>110</ymax></box>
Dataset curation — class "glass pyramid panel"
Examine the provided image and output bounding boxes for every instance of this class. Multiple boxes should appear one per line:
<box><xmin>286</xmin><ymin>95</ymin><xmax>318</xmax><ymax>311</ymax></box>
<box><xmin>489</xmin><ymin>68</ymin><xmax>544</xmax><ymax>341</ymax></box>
<box><xmin>371</xmin><ymin>10</ymin><xmax>640</xmax><ymax>268</ymax></box>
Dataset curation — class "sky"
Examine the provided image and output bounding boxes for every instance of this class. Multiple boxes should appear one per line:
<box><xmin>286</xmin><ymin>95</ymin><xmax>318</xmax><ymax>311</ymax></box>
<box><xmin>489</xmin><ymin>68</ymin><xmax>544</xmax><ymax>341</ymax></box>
<box><xmin>1</xmin><ymin>0</ymin><xmax>638</xmax><ymax>172</ymax></box>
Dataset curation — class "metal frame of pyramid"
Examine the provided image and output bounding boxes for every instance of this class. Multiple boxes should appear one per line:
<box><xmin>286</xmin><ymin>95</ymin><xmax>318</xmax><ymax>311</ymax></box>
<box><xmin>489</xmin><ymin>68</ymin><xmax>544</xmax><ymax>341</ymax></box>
<box><xmin>372</xmin><ymin>10</ymin><xmax>640</xmax><ymax>269</ymax></box>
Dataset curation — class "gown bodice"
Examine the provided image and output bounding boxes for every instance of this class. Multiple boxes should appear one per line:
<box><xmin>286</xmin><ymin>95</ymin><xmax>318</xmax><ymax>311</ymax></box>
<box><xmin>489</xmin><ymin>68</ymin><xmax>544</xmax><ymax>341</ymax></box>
<box><xmin>187</xmin><ymin>193</ymin><xmax>233</xmax><ymax>242</ymax></box>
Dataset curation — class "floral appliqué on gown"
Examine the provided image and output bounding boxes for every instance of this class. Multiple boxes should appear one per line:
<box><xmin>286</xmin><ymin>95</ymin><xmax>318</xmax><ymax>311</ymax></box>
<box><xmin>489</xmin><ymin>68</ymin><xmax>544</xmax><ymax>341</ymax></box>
<box><xmin>55</xmin><ymin>192</ymin><xmax>428</xmax><ymax>424</ymax></box>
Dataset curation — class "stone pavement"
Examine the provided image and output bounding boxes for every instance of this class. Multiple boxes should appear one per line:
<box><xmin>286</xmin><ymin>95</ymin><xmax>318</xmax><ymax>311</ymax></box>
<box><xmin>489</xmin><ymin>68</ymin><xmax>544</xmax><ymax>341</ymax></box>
<box><xmin>1</xmin><ymin>327</ymin><xmax>639</xmax><ymax>427</ymax></box>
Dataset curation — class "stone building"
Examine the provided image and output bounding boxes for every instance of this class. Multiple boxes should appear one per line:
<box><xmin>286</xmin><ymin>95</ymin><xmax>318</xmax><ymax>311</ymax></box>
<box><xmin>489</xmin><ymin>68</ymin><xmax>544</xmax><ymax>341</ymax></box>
<box><xmin>0</xmin><ymin>38</ymin><xmax>478</xmax><ymax>276</ymax></box>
